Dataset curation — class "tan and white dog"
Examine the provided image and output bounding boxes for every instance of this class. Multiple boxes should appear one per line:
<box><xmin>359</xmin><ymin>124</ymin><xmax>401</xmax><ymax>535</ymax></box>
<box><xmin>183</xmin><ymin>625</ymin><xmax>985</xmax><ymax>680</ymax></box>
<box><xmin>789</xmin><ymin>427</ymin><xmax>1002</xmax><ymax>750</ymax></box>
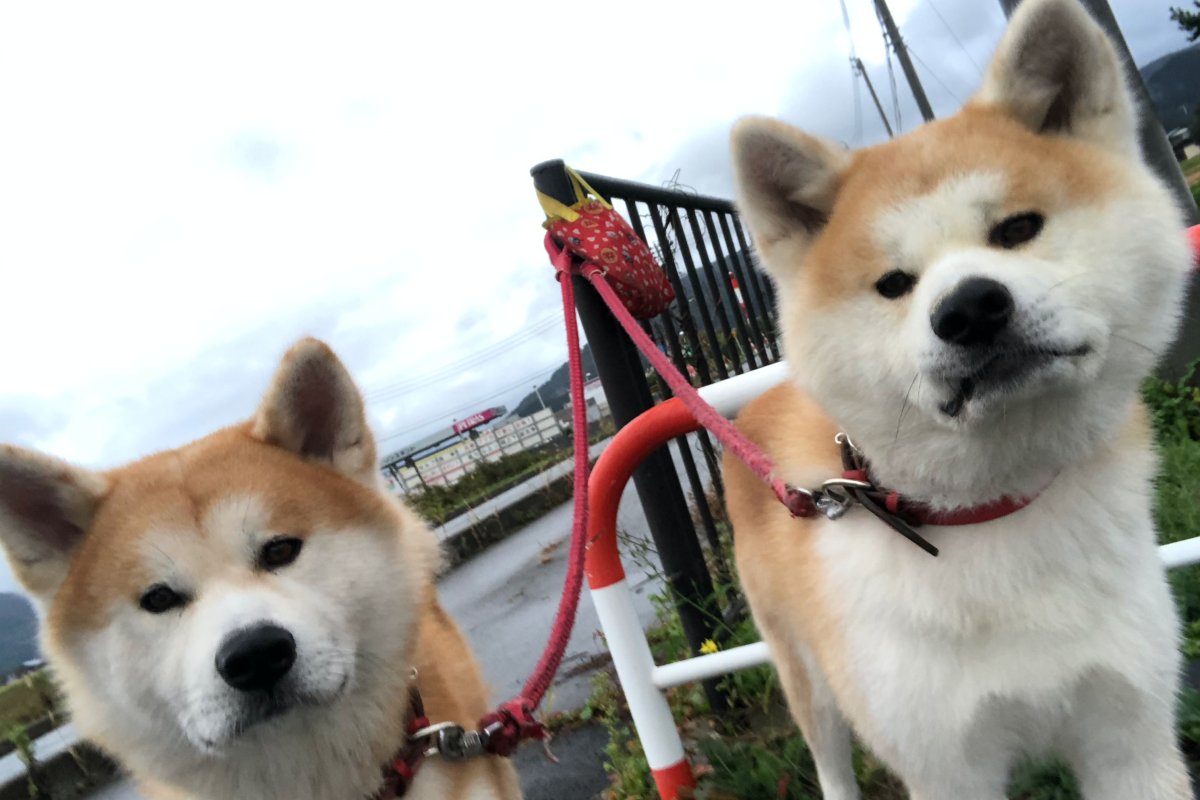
<box><xmin>0</xmin><ymin>339</ymin><xmax>523</xmax><ymax>799</ymax></box>
<box><xmin>726</xmin><ymin>0</ymin><xmax>1194</xmax><ymax>798</ymax></box>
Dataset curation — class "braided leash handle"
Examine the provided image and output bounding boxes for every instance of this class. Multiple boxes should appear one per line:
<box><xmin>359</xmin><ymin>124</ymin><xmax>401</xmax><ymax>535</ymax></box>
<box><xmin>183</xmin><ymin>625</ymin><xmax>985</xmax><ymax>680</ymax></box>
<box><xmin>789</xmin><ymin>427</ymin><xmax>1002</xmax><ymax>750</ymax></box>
<box><xmin>477</xmin><ymin>237</ymin><xmax>593</xmax><ymax>757</ymax></box>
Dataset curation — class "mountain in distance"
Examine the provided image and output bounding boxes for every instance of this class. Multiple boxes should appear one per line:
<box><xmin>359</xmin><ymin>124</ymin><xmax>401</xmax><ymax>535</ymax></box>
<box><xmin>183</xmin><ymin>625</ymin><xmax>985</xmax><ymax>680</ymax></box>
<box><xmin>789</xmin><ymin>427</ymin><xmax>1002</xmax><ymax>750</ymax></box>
<box><xmin>1140</xmin><ymin>43</ymin><xmax>1200</xmax><ymax>132</ymax></box>
<box><xmin>510</xmin><ymin>344</ymin><xmax>598</xmax><ymax>419</ymax></box>
<box><xmin>0</xmin><ymin>592</ymin><xmax>39</xmax><ymax>677</ymax></box>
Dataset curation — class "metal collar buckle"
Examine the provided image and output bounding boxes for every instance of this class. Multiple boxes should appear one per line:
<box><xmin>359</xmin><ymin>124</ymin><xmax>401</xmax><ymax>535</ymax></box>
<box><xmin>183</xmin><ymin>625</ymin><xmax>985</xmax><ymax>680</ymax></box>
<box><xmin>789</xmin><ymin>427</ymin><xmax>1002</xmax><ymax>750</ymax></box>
<box><xmin>812</xmin><ymin>477</ymin><xmax>874</xmax><ymax>520</ymax></box>
<box><xmin>805</xmin><ymin>432</ymin><xmax>940</xmax><ymax>557</ymax></box>
<box><xmin>410</xmin><ymin>722</ymin><xmax>490</xmax><ymax>761</ymax></box>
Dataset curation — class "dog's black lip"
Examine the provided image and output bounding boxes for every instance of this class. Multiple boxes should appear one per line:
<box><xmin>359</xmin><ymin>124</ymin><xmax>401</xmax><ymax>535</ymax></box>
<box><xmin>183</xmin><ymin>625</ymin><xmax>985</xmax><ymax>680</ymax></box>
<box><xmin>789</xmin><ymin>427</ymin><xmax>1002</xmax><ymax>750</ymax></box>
<box><xmin>939</xmin><ymin>378</ymin><xmax>975</xmax><ymax>418</ymax></box>
<box><xmin>938</xmin><ymin>342</ymin><xmax>1092</xmax><ymax>417</ymax></box>
<box><xmin>216</xmin><ymin>674</ymin><xmax>352</xmax><ymax>746</ymax></box>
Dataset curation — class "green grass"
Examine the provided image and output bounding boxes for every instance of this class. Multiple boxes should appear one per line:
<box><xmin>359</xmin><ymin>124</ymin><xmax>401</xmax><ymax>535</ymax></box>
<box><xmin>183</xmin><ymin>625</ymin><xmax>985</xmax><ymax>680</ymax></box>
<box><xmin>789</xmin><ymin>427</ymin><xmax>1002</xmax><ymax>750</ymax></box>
<box><xmin>1182</xmin><ymin>154</ymin><xmax>1200</xmax><ymax>175</ymax></box>
<box><xmin>406</xmin><ymin>445</ymin><xmax>569</xmax><ymax>525</ymax></box>
<box><xmin>590</xmin><ymin>364</ymin><xmax>1200</xmax><ymax>799</ymax></box>
<box><xmin>0</xmin><ymin>669</ymin><xmax>64</xmax><ymax>754</ymax></box>
<box><xmin>0</xmin><ymin>682</ymin><xmax>47</xmax><ymax>730</ymax></box>
<box><xmin>1191</xmin><ymin>181</ymin><xmax>1199</xmax><ymax>210</ymax></box>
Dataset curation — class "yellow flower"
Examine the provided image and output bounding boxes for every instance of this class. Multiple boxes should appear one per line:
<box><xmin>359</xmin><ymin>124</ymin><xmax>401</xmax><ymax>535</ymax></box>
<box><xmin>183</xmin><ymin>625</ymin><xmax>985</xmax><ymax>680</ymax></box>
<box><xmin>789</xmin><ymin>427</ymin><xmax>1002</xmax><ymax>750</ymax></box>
<box><xmin>699</xmin><ymin>639</ymin><xmax>719</xmax><ymax>655</ymax></box>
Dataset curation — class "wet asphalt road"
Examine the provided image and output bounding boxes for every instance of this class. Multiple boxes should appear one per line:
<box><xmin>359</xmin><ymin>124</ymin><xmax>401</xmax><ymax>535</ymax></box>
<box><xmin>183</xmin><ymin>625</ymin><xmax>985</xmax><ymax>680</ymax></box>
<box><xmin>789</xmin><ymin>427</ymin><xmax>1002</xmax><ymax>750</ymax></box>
<box><xmin>435</xmin><ymin>454</ymin><xmax>673</xmax><ymax>798</ymax></box>
<box><xmin>438</xmin><ymin>466</ymin><xmax>667</xmax><ymax>713</ymax></box>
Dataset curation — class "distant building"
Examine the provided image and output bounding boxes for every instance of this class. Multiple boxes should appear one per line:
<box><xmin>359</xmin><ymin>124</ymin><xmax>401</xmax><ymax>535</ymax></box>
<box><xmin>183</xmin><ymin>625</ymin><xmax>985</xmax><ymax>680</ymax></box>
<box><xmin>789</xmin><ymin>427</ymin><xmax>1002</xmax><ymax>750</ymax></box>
<box><xmin>379</xmin><ymin>408</ymin><xmax>564</xmax><ymax>494</ymax></box>
<box><xmin>582</xmin><ymin>377</ymin><xmax>609</xmax><ymax>423</ymax></box>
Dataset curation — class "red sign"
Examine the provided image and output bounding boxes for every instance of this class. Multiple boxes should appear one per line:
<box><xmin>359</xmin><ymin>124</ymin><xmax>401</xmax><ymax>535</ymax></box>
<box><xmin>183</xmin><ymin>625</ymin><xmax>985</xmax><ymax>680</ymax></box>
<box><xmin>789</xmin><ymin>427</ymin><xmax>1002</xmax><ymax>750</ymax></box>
<box><xmin>453</xmin><ymin>407</ymin><xmax>502</xmax><ymax>435</ymax></box>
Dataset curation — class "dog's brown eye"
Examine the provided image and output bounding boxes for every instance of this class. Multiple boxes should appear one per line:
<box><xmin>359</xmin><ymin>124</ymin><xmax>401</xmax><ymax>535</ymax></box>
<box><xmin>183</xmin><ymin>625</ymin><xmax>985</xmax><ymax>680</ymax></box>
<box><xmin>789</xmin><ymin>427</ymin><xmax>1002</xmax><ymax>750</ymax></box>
<box><xmin>139</xmin><ymin>584</ymin><xmax>186</xmax><ymax>614</ymax></box>
<box><xmin>875</xmin><ymin>270</ymin><xmax>916</xmax><ymax>299</ymax></box>
<box><xmin>259</xmin><ymin>536</ymin><xmax>303</xmax><ymax>570</ymax></box>
<box><xmin>989</xmin><ymin>212</ymin><xmax>1044</xmax><ymax>249</ymax></box>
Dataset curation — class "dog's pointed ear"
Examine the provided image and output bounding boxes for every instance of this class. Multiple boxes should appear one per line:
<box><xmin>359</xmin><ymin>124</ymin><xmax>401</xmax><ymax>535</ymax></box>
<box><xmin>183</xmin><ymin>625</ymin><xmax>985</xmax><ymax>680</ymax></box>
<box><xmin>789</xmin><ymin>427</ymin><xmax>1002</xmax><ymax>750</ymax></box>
<box><xmin>731</xmin><ymin>116</ymin><xmax>850</xmax><ymax>270</ymax></box>
<box><xmin>974</xmin><ymin>0</ymin><xmax>1137</xmax><ymax>155</ymax></box>
<box><xmin>0</xmin><ymin>447</ymin><xmax>108</xmax><ymax>603</ymax></box>
<box><xmin>251</xmin><ymin>338</ymin><xmax>379</xmax><ymax>486</ymax></box>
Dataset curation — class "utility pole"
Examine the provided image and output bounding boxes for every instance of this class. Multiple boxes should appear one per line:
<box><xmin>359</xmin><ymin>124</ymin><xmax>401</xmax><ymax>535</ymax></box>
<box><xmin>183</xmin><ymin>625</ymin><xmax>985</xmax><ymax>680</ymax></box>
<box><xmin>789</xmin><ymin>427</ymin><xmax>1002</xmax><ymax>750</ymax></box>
<box><xmin>533</xmin><ymin>384</ymin><xmax>547</xmax><ymax>412</ymax></box>
<box><xmin>997</xmin><ymin>0</ymin><xmax>1199</xmax><ymax>377</ymax></box>
<box><xmin>874</xmin><ymin>0</ymin><xmax>936</xmax><ymax>123</ymax></box>
<box><xmin>853</xmin><ymin>57</ymin><xmax>895</xmax><ymax>137</ymax></box>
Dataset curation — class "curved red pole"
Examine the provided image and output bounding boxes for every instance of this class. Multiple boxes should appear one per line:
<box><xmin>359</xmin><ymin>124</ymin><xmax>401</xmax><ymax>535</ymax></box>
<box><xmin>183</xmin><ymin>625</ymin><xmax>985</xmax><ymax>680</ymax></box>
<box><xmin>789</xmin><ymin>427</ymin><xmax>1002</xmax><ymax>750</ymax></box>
<box><xmin>586</xmin><ymin>397</ymin><xmax>702</xmax><ymax>590</ymax></box>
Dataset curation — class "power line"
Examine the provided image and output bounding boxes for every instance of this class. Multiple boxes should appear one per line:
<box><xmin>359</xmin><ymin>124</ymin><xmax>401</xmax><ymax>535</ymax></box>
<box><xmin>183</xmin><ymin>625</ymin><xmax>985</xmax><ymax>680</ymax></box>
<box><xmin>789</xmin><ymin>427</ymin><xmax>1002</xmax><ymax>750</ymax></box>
<box><xmin>839</xmin><ymin>0</ymin><xmax>865</xmax><ymax>143</ymax></box>
<box><xmin>874</xmin><ymin>0</ymin><xmax>935</xmax><ymax>123</ymax></box>
<box><xmin>908</xmin><ymin>46</ymin><xmax>965</xmax><ymax>106</ymax></box>
<box><xmin>885</xmin><ymin>46</ymin><xmax>903</xmax><ymax>130</ymax></box>
<box><xmin>365</xmin><ymin>314</ymin><xmax>563</xmax><ymax>402</ymax></box>
<box><xmin>375</xmin><ymin>363</ymin><xmax>562</xmax><ymax>444</ymax></box>
<box><xmin>839</xmin><ymin>0</ymin><xmax>858</xmax><ymax>60</ymax></box>
<box><xmin>367</xmin><ymin>315</ymin><xmax>560</xmax><ymax>399</ymax></box>
<box><xmin>842</xmin><ymin>0</ymin><xmax>894</xmax><ymax>140</ymax></box>
<box><xmin>924</xmin><ymin>0</ymin><xmax>983</xmax><ymax>77</ymax></box>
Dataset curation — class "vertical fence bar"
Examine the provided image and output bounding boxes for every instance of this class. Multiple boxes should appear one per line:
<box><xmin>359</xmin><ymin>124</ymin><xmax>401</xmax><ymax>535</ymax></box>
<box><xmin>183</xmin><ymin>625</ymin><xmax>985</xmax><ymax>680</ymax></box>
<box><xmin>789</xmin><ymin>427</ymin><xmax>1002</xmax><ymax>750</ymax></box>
<box><xmin>716</xmin><ymin>212</ymin><xmax>774</xmax><ymax>362</ymax></box>
<box><xmin>629</xmin><ymin>201</ymin><xmax>731</xmax><ymax>595</ymax></box>
<box><xmin>702</xmin><ymin>209</ymin><xmax>761</xmax><ymax>370</ymax></box>
<box><xmin>646</xmin><ymin>210</ymin><xmax>730</xmax><ymax>582</ymax></box>
<box><xmin>532</xmin><ymin>159</ymin><xmax>727</xmax><ymax>710</ymax></box>
<box><xmin>646</xmin><ymin>204</ymin><xmax>713</xmax><ymax>386</ymax></box>
<box><xmin>729</xmin><ymin>214</ymin><xmax>779</xmax><ymax>354</ymax></box>
<box><xmin>685</xmin><ymin>209</ymin><xmax>744</xmax><ymax>378</ymax></box>
<box><xmin>663</xmin><ymin>209</ymin><xmax>733</xmax><ymax>502</ymax></box>
<box><xmin>667</xmin><ymin>207</ymin><xmax>728</xmax><ymax>383</ymax></box>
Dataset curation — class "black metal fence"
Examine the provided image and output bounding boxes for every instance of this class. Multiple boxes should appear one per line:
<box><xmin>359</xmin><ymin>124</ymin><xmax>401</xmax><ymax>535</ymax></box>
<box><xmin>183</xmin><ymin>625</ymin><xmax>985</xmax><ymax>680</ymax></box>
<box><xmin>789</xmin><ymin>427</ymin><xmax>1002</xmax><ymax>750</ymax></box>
<box><xmin>531</xmin><ymin>160</ymin><xmax>781</xmax><ymax>704</ymax></box>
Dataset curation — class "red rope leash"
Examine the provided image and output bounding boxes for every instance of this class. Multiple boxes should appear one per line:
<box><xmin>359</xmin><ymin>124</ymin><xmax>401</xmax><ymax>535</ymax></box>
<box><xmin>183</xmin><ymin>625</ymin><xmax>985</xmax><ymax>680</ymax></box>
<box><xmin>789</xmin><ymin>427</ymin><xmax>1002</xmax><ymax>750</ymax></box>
<box><xmin>519</xmin><ymin>258</ymin><xmax>591</xmax><ymax>705</ymax></box>
<box><xmin>542</xmin><ymin>233</ymin><xmax>815</xmax><ymax>518</ymax></box>
<box><xmin>475</xmin><ymin>241</ymin><xmax>594</xmax><ymax>757</ymax></box>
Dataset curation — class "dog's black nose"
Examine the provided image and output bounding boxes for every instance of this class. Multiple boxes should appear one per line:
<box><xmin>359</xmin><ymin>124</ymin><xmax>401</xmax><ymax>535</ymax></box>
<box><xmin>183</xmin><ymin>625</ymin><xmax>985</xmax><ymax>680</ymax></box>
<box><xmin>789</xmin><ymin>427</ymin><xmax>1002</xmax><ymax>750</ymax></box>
<box><xmin>215</xmin><ymin>624</ymin><xmax>296</xmax><ymax>693</ymax></box>
<box><xmin>931</xmin><ymin>277</ymin><xmax>1014</xmax><ymax>346</ymax></box>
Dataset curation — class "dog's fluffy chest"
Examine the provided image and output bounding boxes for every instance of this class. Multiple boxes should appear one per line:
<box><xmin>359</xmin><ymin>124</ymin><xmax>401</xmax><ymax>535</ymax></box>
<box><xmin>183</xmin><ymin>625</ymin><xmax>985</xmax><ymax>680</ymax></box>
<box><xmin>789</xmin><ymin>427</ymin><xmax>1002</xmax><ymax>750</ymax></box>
<box><xmin>813</xmin><ymin>438</ymin><xmax>1180</xmax><ymax>747</ymax></box>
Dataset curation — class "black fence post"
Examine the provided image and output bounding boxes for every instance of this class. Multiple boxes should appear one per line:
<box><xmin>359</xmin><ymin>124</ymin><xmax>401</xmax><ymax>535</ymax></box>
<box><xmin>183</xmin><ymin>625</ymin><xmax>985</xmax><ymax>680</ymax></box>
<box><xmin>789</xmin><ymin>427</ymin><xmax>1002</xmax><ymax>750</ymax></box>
<box><xmin>532</xmin><ymin>159</ymin><xmax>728</xmax><ymax>710</ymax></box>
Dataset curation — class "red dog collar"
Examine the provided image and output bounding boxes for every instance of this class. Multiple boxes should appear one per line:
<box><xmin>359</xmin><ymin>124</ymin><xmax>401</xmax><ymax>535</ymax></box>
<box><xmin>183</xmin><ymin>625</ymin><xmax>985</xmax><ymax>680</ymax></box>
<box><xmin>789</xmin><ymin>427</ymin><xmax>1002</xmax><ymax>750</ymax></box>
<box><xmin>376</xmin><ymin>688</ymin><xmax>431</xmax><ymax>799</ymax></box>
<box><xmin>789</xmin><ymin>433</ymin><xmax>1042</xmax><ymax>558</ymax></box>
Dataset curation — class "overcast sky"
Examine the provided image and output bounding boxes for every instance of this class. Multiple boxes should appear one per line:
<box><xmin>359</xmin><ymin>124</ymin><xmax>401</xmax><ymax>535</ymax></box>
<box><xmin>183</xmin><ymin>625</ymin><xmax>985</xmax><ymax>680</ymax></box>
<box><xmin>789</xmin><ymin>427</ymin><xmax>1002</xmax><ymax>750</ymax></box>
<box><xmin>0</xmin><ymin>0</ymin><xmax>1191</xmax><ymax>595</ymax></box>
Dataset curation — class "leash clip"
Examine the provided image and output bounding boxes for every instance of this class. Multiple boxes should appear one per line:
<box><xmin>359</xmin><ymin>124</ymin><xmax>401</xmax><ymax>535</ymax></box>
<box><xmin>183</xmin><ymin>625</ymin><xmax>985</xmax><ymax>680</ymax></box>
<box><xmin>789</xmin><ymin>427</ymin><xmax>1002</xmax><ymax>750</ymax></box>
<box><xmin>812</xmin><ymin>477</ymin><xmax>874</xmax><ymax>520</ymax></box>
<box><xmin>808</xmin><ymin>433</ymin><xmax>940</xmax><ymax>557</ymax></box>
<box><xmin>415</xmin><ymin>722</ymin><xmax>489</xmax><ymax>761</ymax></box>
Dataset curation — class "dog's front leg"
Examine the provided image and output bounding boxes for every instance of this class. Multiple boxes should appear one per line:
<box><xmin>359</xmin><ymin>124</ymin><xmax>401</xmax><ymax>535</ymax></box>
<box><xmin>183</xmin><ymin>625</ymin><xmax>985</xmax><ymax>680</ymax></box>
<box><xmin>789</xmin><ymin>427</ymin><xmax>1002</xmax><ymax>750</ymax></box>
<box><xmin>905</xmin><ymin>775</ymin><xmax>1009</xmax><ymax>800</ymax></box>
<box><xmin>900</xmin><ymin>761</ymin><xmax>1010</xmax><ymax>800</ymax></box>
<box><xmin>1062</xmin><ymin>669</ymin><xmax>1191</xmax><ymax>800</ymax></box>
<box><xmin>1068</xmin><ymin>724</ymin><xmax>1190</xmax><ymax>800</ymax></box>
<box><xmin>869</xmin><ymin>719</ymin><xmax>1012</xmax><ymax>800</ymax></box>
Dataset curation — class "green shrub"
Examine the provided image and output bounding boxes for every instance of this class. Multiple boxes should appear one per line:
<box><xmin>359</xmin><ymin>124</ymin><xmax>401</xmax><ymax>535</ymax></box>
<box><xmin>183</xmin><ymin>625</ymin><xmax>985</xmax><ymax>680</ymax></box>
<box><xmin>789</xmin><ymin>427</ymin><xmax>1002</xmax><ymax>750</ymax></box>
<box><xmin>1144</xmin><ymin>363</ymin><xmax>1200</xmax><ymax>442</ymax></box>
<box><xmin>405</xmin><ymin>445</ymin><xmax>566</xmax><ymax>524</ymax></box>
<box><xmin>1007</xmin><ymin>759</ymin><xmax>1080</xmax><ymax>800</ymax></box>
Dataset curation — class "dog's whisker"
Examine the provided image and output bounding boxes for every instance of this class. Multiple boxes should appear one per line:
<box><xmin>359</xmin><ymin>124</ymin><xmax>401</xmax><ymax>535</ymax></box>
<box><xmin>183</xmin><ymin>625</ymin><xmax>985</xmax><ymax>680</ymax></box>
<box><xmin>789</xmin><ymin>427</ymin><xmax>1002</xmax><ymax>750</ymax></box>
<box><xmin>893</xmin><ymin>372</ymin><xmax>921</xmax><ymax>450</ymax></box>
